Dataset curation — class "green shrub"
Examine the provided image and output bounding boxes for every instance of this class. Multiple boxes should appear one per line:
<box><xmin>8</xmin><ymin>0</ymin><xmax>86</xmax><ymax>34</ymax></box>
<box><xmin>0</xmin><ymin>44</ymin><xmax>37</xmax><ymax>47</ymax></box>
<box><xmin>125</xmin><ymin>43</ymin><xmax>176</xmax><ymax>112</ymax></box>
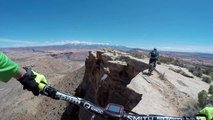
<box><xmin>203</xmin><ymin>69</ymin><xmax>213</xmax><ymax>77</ymax></box>
<box><xmin>202</xmin><ymin>76</ymin><xmax>212</xmax><ymax>84</ymax></box>
<box><xmin>119</xmin><ymin>56</ymin><xmax>130</xmax><ymax>62</ymax></box>
<box><xmin>172</xmin><ymin>59</ymin><xmax>185</xmax><ymax>67</ymax></box>
<box><xmin>159</xmin><ymin>56</ymin><xmax>173</xmax><ymax>64</ymax></box>
<box><xmin>188</xmin><ymin>67</ymin><xmax>194</xmax><ymax>73</ymax></box>
<box><xmin>198</xmin><ymin>90</ymin><xmax>208</xmax><ymax>107</ymax></box>
<box><xmin>193</xmin><ymin>70</ymin><xmax>203</xmax><ymax>77</ymax></box>
<box><xmin>203</xmin><ymin>69</ymin><xmax>210</xmax><ymax>75</ymax></box>
<box><xmin>208</xmin><ymin>72</ymin><xmax>213</xmax><ymax>79</ymax></box>
<box><xmin>209</xmin><ymin>85</ymin><xmax>213</xmax><ymax>94</ymax></box>
<box><xmin>188</xmin><ymin>66</ymin><xmax>203</xmax><ymax>78</ymax></box>
<box><xmin>131</xmin><ymin>53</ymin><xmax>145</xmax><ymax>59</ymax></box>
<box><xmin>159</xmin><ymin>56</ymin><xmax>184</xmax><ymax>67</ymax></box>
<box><xmin>181</xmin><ymin>100</ymin><xmax>200</xmax><ymax>117</ymax></box>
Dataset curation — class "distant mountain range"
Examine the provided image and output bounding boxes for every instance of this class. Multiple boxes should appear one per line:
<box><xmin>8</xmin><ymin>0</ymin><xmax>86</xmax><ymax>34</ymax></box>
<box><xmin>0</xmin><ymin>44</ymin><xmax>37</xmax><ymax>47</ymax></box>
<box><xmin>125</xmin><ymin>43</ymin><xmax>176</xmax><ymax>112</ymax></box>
<box><xmin>1</xmin><ymin>43</ymin><xmax>213</xmax><ymax>61</ymax></box>
<box><xmin>62</xmin><ymin>43</ymin><xmax>132</xmax><ymax>51</ymax></box>
<box><xmin>0</xmin><ymin>43</ymin><xmax>131</xmax><ymax>51</ymax></box>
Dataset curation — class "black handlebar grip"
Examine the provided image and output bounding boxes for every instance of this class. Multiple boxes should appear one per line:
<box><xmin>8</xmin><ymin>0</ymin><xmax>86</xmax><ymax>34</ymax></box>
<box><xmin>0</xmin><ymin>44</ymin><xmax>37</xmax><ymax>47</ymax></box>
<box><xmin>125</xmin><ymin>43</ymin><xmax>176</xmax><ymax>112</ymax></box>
<box><xmin>41</xmin><ymin>86</ymin><xmax>59</xmax><ymax>99</ymax></box>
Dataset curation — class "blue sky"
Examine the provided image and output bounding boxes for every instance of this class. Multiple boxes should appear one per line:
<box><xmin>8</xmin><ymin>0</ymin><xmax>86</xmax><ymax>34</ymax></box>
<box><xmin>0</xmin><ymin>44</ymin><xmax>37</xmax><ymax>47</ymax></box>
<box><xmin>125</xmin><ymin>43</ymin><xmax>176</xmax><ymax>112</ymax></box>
<box><xmin>0</xmin><ymin>0</ymin><xmax>212</xmax><ymax>53</ymax></box>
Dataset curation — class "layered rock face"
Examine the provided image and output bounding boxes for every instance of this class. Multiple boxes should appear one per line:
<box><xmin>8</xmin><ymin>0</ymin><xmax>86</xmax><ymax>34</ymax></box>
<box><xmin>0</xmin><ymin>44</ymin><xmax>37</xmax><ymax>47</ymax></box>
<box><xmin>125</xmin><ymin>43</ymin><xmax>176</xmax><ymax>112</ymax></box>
<box><xmin>73</xmin><ymin>49</ymin><xmax>149</xmax><ymax>120</ymax></box>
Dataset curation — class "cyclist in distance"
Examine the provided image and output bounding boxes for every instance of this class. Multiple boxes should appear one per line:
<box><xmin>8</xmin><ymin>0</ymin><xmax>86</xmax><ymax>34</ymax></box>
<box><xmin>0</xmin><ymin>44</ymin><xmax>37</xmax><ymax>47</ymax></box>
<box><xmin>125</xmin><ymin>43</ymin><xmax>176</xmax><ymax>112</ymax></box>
<box><xmin>0</xmin><ymin>51</ymin><xmax>47</xmax><ymax>96</ymax></box>
<box><xmin>149</xmin><ymin>48</ymin><xmax>159</xmax><ymax>68</ymax></box>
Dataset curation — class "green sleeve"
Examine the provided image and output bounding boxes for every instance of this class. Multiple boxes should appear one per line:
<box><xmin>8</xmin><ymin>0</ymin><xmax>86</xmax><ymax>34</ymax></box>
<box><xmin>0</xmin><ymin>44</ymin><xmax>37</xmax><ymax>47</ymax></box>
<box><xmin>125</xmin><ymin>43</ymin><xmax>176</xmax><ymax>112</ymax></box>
<box><xmin>0</xmin><ymin>52</ymin><xmax>20</xmax><ymax>82</ymax></box>
<box><xmin>198</xmin><ymin>107</ymin><xmax>213</xmax><ymax>120</ymax></box>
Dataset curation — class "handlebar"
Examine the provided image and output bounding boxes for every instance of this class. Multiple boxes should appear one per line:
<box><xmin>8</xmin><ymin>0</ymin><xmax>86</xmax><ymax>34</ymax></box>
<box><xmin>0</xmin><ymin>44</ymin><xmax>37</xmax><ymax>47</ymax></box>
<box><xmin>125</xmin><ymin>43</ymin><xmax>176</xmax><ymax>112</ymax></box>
<box><xmin>41</xmin><ymin>86</ymin><xmax>105</xmax><ymax>117</ymax></box>
<box><xmin>41</xmin><ymin>86</ymin><xmax>206</xmax><ymax>120</ymax></box>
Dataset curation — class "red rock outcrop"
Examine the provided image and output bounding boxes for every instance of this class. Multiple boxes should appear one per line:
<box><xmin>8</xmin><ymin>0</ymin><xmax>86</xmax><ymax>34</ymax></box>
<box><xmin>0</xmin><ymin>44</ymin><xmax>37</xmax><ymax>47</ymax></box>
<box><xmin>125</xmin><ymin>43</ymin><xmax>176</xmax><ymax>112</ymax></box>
<box><xmin>67</xmin><ymin>49</ymin><xmax>149</xmax><ymax>120</ymax></box>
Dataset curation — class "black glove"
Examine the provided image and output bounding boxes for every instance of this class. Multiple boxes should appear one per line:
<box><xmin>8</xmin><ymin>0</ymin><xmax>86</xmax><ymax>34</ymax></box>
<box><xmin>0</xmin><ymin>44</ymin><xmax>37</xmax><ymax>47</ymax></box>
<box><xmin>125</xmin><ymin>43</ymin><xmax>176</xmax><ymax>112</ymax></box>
<box><xmin>18</xmin><ymin>67</ymin><xmax>39</xmax><ymax>96</ymax></box>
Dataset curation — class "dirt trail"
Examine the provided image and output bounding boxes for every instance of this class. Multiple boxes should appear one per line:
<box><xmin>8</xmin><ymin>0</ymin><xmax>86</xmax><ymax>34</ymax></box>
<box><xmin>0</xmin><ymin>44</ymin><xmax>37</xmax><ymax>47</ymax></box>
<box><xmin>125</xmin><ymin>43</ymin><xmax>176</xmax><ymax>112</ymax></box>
<box><xmin>127</xmin><ymin>60</ymin><xmax>210</xmax><ymax>116</ymax></box>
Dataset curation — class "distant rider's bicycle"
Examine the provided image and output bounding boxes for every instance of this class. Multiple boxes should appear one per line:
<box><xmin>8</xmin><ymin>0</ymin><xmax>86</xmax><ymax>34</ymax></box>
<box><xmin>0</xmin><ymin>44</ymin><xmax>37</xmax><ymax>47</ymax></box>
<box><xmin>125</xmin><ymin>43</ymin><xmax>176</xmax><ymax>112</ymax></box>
<box><xmin>148</xmin><ymin>62</ymin><xmax>155</xmax><ymax>76</ymax></box>
<box><xmin>41</xmin><ymin>85</ymin><xmax>206</xmax><ymax>120</ymax></box>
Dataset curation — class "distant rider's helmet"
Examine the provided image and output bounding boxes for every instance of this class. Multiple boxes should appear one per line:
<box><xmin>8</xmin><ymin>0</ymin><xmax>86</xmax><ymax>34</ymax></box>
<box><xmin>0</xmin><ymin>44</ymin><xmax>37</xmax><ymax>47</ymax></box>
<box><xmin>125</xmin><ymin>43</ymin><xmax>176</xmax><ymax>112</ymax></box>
<box><xmin>154</xmin><ymin>48</ymin><xmax>157</xmax><ymax>51</ymax></box>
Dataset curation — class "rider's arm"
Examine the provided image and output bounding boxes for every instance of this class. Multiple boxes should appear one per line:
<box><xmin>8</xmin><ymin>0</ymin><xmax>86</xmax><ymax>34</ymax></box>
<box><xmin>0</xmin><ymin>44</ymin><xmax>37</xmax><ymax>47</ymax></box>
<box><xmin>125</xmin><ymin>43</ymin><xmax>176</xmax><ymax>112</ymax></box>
<box><xmin>0</xmin><ymin>52</ymin><xmax>47</xmax><ymax>95</ymax></box>
<box><xmin>0</xmin><ymin>52</ymin><xmax>25</xmax><ymax>82</ymax></box>
<box><xmin>197</xmin><ymin>107</ymin><xmax>213</xmax><ymax>120</ymax></box>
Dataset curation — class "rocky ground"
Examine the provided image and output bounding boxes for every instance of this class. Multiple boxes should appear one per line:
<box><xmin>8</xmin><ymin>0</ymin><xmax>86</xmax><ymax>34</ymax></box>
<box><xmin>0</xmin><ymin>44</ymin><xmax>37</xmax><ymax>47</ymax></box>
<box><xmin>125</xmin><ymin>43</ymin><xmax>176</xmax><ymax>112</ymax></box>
<box><xmin>128</xmin><ymin>58</ymin><xmax>211</xmax><ymax>116</ymax></box>
<box><xmin>0</xmin><ymin>48</ymin><xmax>212</xmax><ymax>120</ymax></box>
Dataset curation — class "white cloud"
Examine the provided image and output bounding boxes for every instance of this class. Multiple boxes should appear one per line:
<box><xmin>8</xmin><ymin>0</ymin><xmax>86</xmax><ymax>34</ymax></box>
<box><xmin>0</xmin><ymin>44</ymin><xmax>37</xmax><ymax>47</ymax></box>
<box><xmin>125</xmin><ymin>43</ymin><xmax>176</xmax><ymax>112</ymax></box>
<box><xmin>0</xmin><ymin>38</ymin><xmax>110</xmax><ymax>48</ymax></box>
<box><xmin>157</xmin><ymin>46</ymin><xmax>213</xmax><ymax>53</ymax></box>
<box><xmin>0</xmin><ymin>38</ymin><xmax>39</xmax><ymax>48</ymax></box>
<box><xmin>0</xmin><ymin>38</ymin><xmax>37</xmax><ymax>44</ymax></box>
